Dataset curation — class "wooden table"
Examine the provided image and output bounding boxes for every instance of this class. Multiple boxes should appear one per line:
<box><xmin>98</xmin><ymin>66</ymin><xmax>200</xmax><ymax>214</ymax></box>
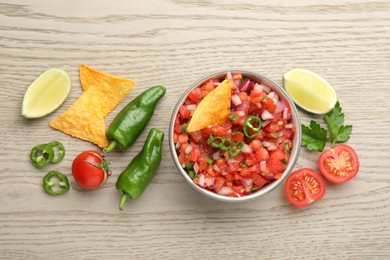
<box><xmin>1</xmin><ymin>1</ymin><xmax>389</xmax><ymax>259</ymax></box>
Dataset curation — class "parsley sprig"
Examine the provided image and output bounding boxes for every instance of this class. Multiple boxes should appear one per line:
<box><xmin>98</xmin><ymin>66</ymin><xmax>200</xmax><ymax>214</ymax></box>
<box><xmin>301</xmin><ymin>101</ymin><xmax>352</xmax><ymax>152</ymax></box>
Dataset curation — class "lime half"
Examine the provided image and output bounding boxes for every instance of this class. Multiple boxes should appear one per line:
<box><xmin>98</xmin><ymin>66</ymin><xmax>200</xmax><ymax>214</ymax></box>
<box><xmin>282</xmin><ymin>68</ymin><xmax>337</xmax><ymax>114</ymax></box>
<box><xmin>22</xmin><ymin>67</ymin><xmax>72</xmax><ymax>118</ymax></box>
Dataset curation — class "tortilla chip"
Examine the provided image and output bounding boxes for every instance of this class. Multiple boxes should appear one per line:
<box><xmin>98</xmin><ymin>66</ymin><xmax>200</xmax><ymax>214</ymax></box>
<box><xmin>79</xmin><ymin>64</ymin><xmax>136</xmax><ymax>117</ymax></box>
<box><xmin>187</xmin><ymin>79</ymin><xmax>231</xmax><ymax>133</ymax></box>
<box><xmin>50</xmin><ymin>87</ymin><xmax>109</xmax><ymax>148</ymax></box>
<box><xmin>50</xmin><ymin>65</ymin><xmax>136</xmax><ymax>148</ymax></box>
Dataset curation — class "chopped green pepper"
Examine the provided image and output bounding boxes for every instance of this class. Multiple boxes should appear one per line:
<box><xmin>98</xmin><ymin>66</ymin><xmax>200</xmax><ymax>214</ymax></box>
<box><xmin>48</xmin><ymin>141</ymin><xmax>65</xmax><ymax>163</ymax></box>
<box><xmin>243</xmin><ymin>116</ymin><xmax>262</xmax><ymax>139</ymax></box>
<box><xmin>42</xmin><ymin>170</ymin><xmax>70</xmax><ymax>195</ymax></box>
<box><xmin>116</xmin><ymin>128</ymin><xmax>164</xmax><ymax>210</ymax></box>
<box><xmin>229</xmin><ymin>141</ymin><xmax>244</xmax><ymax>158</ymax></box>
<box><xmin>208</xmin><ymin>135</ymin><xmax>233</xmax><ymax>150</ymax></box>
<box><xmin>30</xmin><ymin>144</ymin><xmax>54</xmax><ymax>169</ymax></box>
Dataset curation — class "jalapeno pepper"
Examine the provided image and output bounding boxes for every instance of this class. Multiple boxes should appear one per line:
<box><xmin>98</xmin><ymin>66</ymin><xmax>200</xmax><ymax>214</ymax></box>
<box><xmin>103</xmin><ymin>86</ymin><xmax>166</xmax><ymax>153</ymax></box>
<box><xmin>30</xmin><ymin>144</ymin><xmax>55</xmax><ymax>169</ymax></box>
<box><xmin>208</xmin><ymin>135</ymin><xmax>233</xmax><ymax>150</ymax></box>
<box><xmin>243</xmin><ymin>115</ymin><xmax>262</xmax><ymax>139</ymax></box>
<box><xmin>30</xmin><ymin>141</ymin><xmax>66</xmax><ymax>168</ymax></box>
<box><xmin>42</xmin><ymin>170</ymin><xmax>70</xmax><ymax>195</ymax></box>
<box><xmin>229</xmin><ymin>141</ymin><xmax>244</xmax><ymax>158</ymax></box>
<box><xmin>48</xmin><ymin>141</ymin><xmax>65</xmax><ymax>163</ymax></box>
<box><xmin>116</xmin><ymin>128</ymin><xmax>164</xmax><ymax>210</ymax></box>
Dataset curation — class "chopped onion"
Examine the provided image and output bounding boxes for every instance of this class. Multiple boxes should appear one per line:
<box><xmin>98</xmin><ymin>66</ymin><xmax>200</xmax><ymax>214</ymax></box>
<box><xmin>231</xmin><ymin>94</ymin><xmax>242</xmax><ymax>106</ymax></box>
<box><xmin>242</xmin><ymin>143</ymin><xmax>253</xmax><ymax>153</ymax></box>
<box><xmin>236</xmin><ymin>111</ymin><xmax>246</xmax><ymax>117</ymax></box>
<box><xmin>262</xmin><ymin>141</ymin><xmax>273</xmax><ymax>147</ymax></box>
<box><xmin>242</xmin><ymin>178</ymin><xmax>253</xmax><ymax>187</ymax></box>
<box><xmin>204</xmin><ymin>176</ymin><xmax>215</xmax><ymax>187</ymax></box>
<box><xmin>226</xmin><ymin>72</ymin><xmax>233</xmax><ymax>81</ymax></box>
<box><xmin>253</xmin><ymin>83</ymin><xmax>263</xmax><ymax>93</ymax></box>
<box><xmin>236</xmin><ymin>101</ymin><xmax>248</xmax><ymax>111</ymax></box>
<box><xmin>283</xmin><ymin>107</ymin><xmax>289</xmax><ymax>120</ymax></box>
<box><xmin>262</xmin><ymin>120</ymin><xmax>271</xmax><ymax>127</ymax></box>
<box><xmin>185</xmin><ymin>144</ymin><xmax>192</xmax><ymax>155</ymax></box>
<box><xmin>197</xmin><ymin>174</ymin><xmax>205</xmax><ymax>187</ymax></box>
<box><xmin>275</xmin><ymin>101</ymin><xmax>286</xmax><ymax>114</ymax></box>
<box><xmin>217</xmin><ymin>186</ymin><xmax>234</xmax><ymax>196</ymax></box>
<box><xmin>239</xmin><ymin>79</ymin><xmax>254</xmax><ymax>93</ymax></box>
<box><xmin>263</xmin><ymin>85</ymin><xmax>271</xmax><ymax>93</ymax></box>
<box><xmin>268</xmin><ymin>92</ymin><xmax>279</xmax><ymax>103</ymax></box>
<box><xmin>260</xmin><ymin>161</ymin><xmax>267</xmax><ymax>172</ymax></box>
<box><xmin>267</xmin><ymin>143</ymin><xmax>278</xmax><ymax>151</ymax></box>
<box><xmin>261</xmin><ymin>110</ymin><xmax>274</xmax><ymax>120</ymax></box>
<box><xmin>212</xmin><ymin>152</ymin><xmax>220</xmax><ymax>160</ymax></box>
<box><xmin>193</xmin><ymin>162</ymin><xmax>199</xmax><ymax>173</ymax></box>
<box><xmin>213</xmin><ymin>164</ymin><xmax>221</xmax><ymax>172</ymax></box>
<box><xmin>285</xmin><ymin>123</ymin><xmax>294</xmax><ymax>129</ymax></box>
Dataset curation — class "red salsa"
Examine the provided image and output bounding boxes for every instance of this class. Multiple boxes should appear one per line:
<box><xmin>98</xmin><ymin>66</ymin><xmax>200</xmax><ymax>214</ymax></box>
<box><xmin>173</xmin><ymin>73</ymin><xmax>296</xmax><ymax>197</ymax></box>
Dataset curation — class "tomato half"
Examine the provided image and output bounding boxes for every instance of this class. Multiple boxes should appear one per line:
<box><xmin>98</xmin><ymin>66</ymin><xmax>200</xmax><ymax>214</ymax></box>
<box><xmin>284</xmin><ymin>168</ymin><xmax>326</xmax><ymax>207</ymax></box>
<box><xmin>318</xmin><ymin>144</ymin><xmax>359</xmax><ymax>184</ymax></box>
<box><xmin>72</xmin><ymin>150</ymin><xmax>111</xmax><ymax>189</ymax></box>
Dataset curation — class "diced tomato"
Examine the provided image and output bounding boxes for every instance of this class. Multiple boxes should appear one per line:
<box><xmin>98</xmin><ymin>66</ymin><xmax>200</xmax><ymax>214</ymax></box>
<box><xmin>189</xmin><ymin>145</ymin><xmax>201</xmax><ymax>162</ymax></box>
<box><xmin>179</xmin><ymin>105</ymin><xmax>191</xmax><ymax>119</ymax></box>
<box><xmin>265</xmin><ymin>96</ymin><xmax>277</xmax><ymax>113</ymax></box>
<box><xmin>189</xmin><ymin>131</ymin><xmax>203</xmax><ymax>143</ymax></box>
<box><xmin>255</xmin><ymin>148</ymin><xmax>269</xmax><ymax>162</ymax></box>
<box><xmin>252</xmin><ymin>174</ymin><xmax>268</xmax><ymax>189</ymax></box>
<box><xmin>188</xmin><ymin>88</ymin><xmax>202</xmax><ymax>103</ymax></box>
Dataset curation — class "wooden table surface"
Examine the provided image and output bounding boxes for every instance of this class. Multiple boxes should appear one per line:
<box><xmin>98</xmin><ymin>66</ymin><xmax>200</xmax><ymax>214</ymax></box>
<box><xmin>1</xmin><ymin>1</ymin><xmax>389</xmax><ymax>259</ymax></box>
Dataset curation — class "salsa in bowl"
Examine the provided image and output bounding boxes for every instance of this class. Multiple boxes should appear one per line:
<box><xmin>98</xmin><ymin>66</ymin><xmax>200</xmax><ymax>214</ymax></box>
<box><xmin>169</xmin><ymin>70</ymin><xmax>302</xmax><ymax>202</ymax></box>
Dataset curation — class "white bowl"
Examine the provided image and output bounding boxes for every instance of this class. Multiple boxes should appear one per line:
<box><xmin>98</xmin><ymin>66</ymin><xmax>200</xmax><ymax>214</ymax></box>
<box><xmin>169</xmin><ymin>70</ymin><xmax>302</xmax><ymax>202</ymax></box>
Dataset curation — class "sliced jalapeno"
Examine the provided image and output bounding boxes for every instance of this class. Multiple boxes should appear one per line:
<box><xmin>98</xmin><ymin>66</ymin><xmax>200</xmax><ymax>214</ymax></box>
<box><xmin>30</xmin><ymin>144</ymin><xmax>54</xmax><ymax>169</ymax></box>
<box><xmin>43</xmin><ymin>170</ymin><xmax>70</xmax><ymax>195</ymax></box>
<box><xmin>48</xmin><ymin>141</ymin><xmax>65</xmax><ymax>163</ymax></box>
<box><xmin>244</xmin><ymin>116</ymin><xmax>262</xmax><ymax>139</ymax></box>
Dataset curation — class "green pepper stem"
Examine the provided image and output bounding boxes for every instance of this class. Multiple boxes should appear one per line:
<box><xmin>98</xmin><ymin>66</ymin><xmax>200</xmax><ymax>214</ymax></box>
<box><xmin>103</xmin><ymin>140</ymin><xmax>117</xmax><ymax>153</ymax></box>
<box><xmin>119</xmin><ymin>193</ymin><xmax>129</xmax><ymax>210</ymax></box>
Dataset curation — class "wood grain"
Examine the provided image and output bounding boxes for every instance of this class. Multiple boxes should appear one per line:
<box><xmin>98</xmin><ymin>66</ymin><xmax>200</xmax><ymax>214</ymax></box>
<box><xmin>1</xmin><ymin>0</ymin><xmax>389</xmax><ymax>259</ymax></box>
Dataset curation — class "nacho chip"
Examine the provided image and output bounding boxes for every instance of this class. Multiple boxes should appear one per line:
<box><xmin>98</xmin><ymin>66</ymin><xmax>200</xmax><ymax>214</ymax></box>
<box><xmin>79</xmin><ymin>64</ymin><xmax>136</xmax><ymax>117</ymax></box>
<box><xmin>187</xmin><ymin>79</ymin><xmax>231</xmax><ymax>133</ymax></box>
<box><xmin>50</xmin><ymin>65</ymin><xmax>136</xmax><ymax>148</ymax></box>
<box><xmin>50</xmin><ymin>87</ymin><xmax>109</xmax><ymax>148</ymax></box>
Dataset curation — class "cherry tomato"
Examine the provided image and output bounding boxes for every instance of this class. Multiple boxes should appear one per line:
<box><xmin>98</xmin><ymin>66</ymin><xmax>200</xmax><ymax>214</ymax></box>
<box><xmin>72</xmin><ymin>150</ymin><xmax>111</xmax><ymax>189</ymax></box>
<box><xmin>318</xmin><ymin>144</ymin><xmax>359</xmax><ymax>184</ymax></box>
<box><xmin>284</xmin><ymin>168</ymin><xmax>326</xmax><ymax>207</ymax></box>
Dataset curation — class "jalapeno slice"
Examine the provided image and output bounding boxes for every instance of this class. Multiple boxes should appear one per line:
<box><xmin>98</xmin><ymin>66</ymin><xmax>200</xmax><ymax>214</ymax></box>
<box><xmin>30</xmin><ymin>144</ymin><xmax>55</xmax><ymax>169</ymax></box>
<box><xmin>48</xmin><ymin>141</ymin><xmax>65</xmax><ymax>163</ymax></box>
<box><xmin>244</xmin><ymin>116</ymin><xmax>262</xmax><ymax>139</ymax></box>
<box><xmin>229</xmin><ymin>141</ymin><xmax>244</xmax><ymax>158</ymax></box>
<box><xmin>43</xmin><ymin>170</ymin><xmax>70</xmax><ymax>195</ymax></box>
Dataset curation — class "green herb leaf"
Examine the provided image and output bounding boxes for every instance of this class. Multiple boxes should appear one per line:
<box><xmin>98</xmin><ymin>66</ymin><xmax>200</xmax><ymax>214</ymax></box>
<box><xmin>301</xmin><ymin>120</ymin><xmax>328</xmax><ymax>152</ymax></box>
<box><xmin>324</xmin><ymin>101</ymin><xmax>352</xmax><ymax>146</ymax></box>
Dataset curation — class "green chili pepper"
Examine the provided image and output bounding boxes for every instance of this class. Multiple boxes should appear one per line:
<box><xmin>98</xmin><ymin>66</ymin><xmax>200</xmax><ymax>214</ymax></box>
<box><xmin>229</xmin><ymin>141</ymin><xmax>244</xmax><ymax>158</ymax></box>
<box><xmin>30</xmin><ymin>144</ymin><xmax>54</xmax><ymax>169</ymax></box>
<box><xmin>48</xmin><ymin>141</ymin><xmax>65</xmax><ymax>163</ymax></box>
<box><xmin>104</xmin><ymin>86</ymin><xmax>166</xmax><ymax>153</ymax></box>
<box><xmin>208</xmin><ymin>135</ymin><xmax>233</xmax><ymax>150</ymax></box>
<box><xmin>116</xmin><ymin>128</ymin><xmax>164</xmax><ymax>210</ymax></box>
<box><xmin>243</xmin><ymin>116</ymin><xmax>262</xmax><ymax>139</ymax></box>
<box><xmin>42</xmin><ymin>170</ymin><xmax>70</xmax><ymax>195</ymax></box>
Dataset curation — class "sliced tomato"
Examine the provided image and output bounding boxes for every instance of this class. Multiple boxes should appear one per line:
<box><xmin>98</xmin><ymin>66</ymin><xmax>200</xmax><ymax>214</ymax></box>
<box><xmin>318</xmin><ymin>144</ymin><xmax>359</xmax><ymax>184</ymax></box>
<box><xmin>284</xmin><ymin>168</ymin><xmax>326</xmax><ymax>207</ymax></box>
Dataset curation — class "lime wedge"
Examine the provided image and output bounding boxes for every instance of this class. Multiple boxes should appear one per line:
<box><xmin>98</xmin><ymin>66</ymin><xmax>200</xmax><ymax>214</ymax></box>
<box><xmin>21</xmin><ymin>67</ymin><xmax>72</xmax><ymax>118</ymax></box>
<box><xmin>282</xmin><ymin>68</ymin><xmax>337</xmax><ymax>114</ymax></box>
